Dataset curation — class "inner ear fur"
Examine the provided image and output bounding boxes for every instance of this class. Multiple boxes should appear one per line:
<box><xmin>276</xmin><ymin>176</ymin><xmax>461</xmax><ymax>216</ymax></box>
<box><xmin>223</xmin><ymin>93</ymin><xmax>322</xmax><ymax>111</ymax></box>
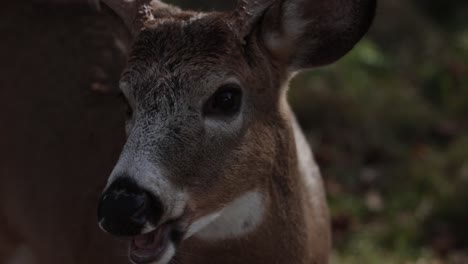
<box><xmin>259</xmin><ymin>0</ymin><xmax>377</xmax><ymax>71</ymax></box>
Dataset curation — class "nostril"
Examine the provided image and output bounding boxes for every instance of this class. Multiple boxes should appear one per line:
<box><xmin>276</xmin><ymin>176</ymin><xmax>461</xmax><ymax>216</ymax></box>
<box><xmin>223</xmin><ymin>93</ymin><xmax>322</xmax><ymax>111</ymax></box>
<box><xmin>97</xmin><ymin>189</ymin><xmax>149</xmax><ymax>236</ymax></box>
<box><xmin>130</xmin><ymin>193</ymin><xmax>149</xmax><ymax>225</ymax></box>
<box><xmin>97</xmin><ymin>177</ymin><xmax>165</xmax><ymax>237</ymax></box>
<box><xmin>97</xmin><ymin>179</ymin><xmax>151</xmax><ymax>236</ymax></box>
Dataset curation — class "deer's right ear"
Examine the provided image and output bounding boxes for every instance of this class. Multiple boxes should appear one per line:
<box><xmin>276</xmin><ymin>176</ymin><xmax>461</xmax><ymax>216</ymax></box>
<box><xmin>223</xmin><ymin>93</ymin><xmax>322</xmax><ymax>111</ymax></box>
<box><xmin>235</xmin><ymin>0</ymin><xmax>376</xmax><ymax>71</ymax></box>
<box><xmin>101</xmin><ymin>0</ymin><xmax>181</xmax><ymax>36</ymax></box>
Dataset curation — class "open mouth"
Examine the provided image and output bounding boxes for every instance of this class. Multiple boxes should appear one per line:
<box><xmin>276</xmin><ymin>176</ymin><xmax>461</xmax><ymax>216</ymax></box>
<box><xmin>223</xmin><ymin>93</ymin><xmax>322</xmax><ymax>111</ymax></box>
<box><xmin>130</xmin><ymin>223</ymin><xmax>173</xmax><ymax>264</ymax></box>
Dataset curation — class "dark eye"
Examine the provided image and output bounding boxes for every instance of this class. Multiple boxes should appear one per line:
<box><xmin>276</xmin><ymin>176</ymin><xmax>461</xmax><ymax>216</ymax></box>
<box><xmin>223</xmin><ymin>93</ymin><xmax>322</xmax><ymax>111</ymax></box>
<box><xmin>204</xmin><ymin>84</ymin><xmax>242</xmax><ymax>117</ymax></box>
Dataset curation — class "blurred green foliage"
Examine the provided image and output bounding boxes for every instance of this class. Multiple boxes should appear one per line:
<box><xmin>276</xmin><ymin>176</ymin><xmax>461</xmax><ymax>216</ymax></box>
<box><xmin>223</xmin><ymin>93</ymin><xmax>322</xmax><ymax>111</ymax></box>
<box><xmin>289</xmin><ymin>0</ymin><xmax>468</xmax><ymax>263</ymax></box>
<box><xmin>169</xmin><ymin>0</ymin><xmax>468</xmax><ymax>262</ymax></box>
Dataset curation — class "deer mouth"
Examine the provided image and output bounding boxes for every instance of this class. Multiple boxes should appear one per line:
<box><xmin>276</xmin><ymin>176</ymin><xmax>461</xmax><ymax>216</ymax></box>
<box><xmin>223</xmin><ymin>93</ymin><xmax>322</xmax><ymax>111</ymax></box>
<box><xmin>129</xmin><ymin>223</ymin><xmax>175</xmax><ymax>264</ymax></box>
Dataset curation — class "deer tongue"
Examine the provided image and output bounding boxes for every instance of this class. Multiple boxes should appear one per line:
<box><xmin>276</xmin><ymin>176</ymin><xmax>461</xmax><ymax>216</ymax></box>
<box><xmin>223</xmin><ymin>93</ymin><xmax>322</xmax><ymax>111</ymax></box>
<box><xmin>133</xmin><ymin>231</ymin><xmax>157</xmax><ymax>248</ymax></box>
<box><xmin>130</xmin><ymin>225</ymin><xmax>170</xmax><ymax>263</ymax></box>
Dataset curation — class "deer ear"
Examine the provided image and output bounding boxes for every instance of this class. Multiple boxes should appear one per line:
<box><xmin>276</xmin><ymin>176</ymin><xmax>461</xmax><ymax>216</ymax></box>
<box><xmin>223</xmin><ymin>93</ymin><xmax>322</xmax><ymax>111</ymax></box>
<box><xmin>101</xmin><ymin>0</ymin><xmax>182</xmax><ymax>36</ymax></box>
<box><xmin>237</xmin><ymin>0</ymin><xmax>376</xmax><ymax>71</ymax></box>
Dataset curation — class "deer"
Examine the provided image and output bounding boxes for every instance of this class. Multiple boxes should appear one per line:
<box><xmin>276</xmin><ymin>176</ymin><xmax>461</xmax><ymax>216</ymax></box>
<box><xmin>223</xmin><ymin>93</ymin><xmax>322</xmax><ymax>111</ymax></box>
<box><xmin>96</xmin><ymin>0</ymin><xmax>376</xmax><ymax>264</ymax></box>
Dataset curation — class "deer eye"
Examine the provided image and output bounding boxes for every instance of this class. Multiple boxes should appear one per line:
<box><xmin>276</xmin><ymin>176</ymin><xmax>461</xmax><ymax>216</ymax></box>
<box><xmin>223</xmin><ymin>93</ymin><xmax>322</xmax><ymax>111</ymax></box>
<box><xmin>204</xmin><ymin>84</ymin><xmax>242</xmax><ymax>117</ymax></box>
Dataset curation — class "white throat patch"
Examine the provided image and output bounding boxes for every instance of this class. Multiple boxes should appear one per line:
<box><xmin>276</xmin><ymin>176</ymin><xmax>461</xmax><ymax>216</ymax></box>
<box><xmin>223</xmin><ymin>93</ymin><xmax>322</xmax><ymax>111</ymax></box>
<box><xmin>188</xmin><ymin>191</ymin><xmax>265</xmax><ymax>240</ymax></box>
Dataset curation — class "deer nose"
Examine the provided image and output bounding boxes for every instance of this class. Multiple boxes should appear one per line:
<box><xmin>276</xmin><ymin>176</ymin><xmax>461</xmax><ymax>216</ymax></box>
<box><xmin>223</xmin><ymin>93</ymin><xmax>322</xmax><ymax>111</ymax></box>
<box><xmin>97</xmin><ymin>177</ymin><xmax>163</xmax><ymax>237</ymax></box>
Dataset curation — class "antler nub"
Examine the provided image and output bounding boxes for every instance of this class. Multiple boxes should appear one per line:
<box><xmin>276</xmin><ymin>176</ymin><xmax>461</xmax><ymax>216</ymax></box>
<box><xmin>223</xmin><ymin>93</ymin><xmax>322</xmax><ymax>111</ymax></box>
<box><xmin>101</xmin><ymin>0</ymin><xmax>181</xmax><ymax>35</ymax></box>
<box><xmin>140</xmin><ymin>3</ymin><xmax>155</xmax><ymax>24</ymax></box>
<box><xmin>100</xmin><ymin>0</ymin><xmax>153</xmax><ymax>35</ymax></box>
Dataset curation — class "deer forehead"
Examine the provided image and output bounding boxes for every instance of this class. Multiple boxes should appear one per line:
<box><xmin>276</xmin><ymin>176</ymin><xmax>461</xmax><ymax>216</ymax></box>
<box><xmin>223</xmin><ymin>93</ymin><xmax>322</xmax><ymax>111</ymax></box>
<box><xmin>130</xmin><ymin>14</ymin><xmax>242</xmax><ymax>72</ymax></box>
<box><xmin>121</xmin><ymin>15</ymin><xmax>250</xmax><ymax>100</ymax></box>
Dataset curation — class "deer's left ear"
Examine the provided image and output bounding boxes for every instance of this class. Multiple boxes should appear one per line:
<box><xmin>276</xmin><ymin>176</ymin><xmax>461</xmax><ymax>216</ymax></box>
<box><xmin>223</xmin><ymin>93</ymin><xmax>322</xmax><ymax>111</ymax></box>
<box><xmin>239</xmin><ymin>0</ymin><xmax>376</xmax><ymax>71</ymax></box>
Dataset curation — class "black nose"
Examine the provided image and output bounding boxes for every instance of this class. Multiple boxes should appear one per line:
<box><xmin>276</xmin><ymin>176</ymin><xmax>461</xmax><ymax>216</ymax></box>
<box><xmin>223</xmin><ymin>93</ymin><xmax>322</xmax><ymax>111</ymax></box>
<box><xmin>97</xmin><ymin>177</ymin><xmax>163</xmax><ymax>237</ymax></box>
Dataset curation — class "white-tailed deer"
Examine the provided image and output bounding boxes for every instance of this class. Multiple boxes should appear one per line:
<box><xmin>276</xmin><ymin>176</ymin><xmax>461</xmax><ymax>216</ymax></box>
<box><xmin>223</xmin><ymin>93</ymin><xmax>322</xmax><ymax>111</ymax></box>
<box><xmin>96</xmin><ymin>0</ymin><xmax>376</xmax><ymax>264</ymax></box>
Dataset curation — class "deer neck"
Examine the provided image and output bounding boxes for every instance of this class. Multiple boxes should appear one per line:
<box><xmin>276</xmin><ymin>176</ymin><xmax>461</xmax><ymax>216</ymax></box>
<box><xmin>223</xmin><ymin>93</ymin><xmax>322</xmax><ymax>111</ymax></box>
<box><xmin>175</xmin><ymin>105</ymin><xmax>330</xmax><ymax>264</ymax></box>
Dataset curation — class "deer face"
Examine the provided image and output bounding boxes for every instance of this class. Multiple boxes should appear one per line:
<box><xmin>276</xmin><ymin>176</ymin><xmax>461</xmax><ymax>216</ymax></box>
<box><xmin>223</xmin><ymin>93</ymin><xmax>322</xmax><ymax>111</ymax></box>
<box><xmin>97</xmin><ymin>1</ymin><xmax>375</xmax><ymax>264</ymax></box>
<box><xmin>99</xmin><ymin>14</ymin><xmax>280</xmax><ymax>264</ymax></box>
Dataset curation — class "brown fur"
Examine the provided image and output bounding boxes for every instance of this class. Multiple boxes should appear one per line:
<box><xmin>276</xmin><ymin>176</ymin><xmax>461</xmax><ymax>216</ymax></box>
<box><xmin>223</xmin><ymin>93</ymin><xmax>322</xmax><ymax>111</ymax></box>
<box><xmin>176</xmin><ymin>111</ymin><xmax>331</xmax><ymax>264</ymax></box>
<box><xmin>121</xmin><ymin>16</ymin><xmax>331</xmax><ymax>263</ymax></box>
<box><xmin>99</xmin><ymin>0</ymin><xmax>374</xmax><ymax>263</ymax></box>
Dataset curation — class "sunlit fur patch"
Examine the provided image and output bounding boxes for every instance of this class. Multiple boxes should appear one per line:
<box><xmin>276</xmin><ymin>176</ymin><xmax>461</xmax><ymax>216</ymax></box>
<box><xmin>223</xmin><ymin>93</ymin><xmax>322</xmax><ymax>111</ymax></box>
<box><xmin>181</xmin><ymin>13</ymin><xmax>209</xmax><ymax>27</ymax></box>
<box><xmin>192</xmin><ymin>191</ymin><xmax>265</xmax><ymax>240</ymax></box>
<box><xmin>184</xmin><ymin>211</ymin><xmax>221</xmax><ymax>239</ymax></box>
<box><xmin>291</xmin><ymin>116</ymin><xmax>320</xmax><ymax>193</ymax></box>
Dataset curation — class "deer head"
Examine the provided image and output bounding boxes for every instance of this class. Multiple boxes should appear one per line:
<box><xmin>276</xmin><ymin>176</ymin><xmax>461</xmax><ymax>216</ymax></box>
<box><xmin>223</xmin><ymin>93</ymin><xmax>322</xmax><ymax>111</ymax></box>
<box><xmin>97</xmin><ymin>0</ymin><xmax>376</xmax><ymax>263</ymax></box>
